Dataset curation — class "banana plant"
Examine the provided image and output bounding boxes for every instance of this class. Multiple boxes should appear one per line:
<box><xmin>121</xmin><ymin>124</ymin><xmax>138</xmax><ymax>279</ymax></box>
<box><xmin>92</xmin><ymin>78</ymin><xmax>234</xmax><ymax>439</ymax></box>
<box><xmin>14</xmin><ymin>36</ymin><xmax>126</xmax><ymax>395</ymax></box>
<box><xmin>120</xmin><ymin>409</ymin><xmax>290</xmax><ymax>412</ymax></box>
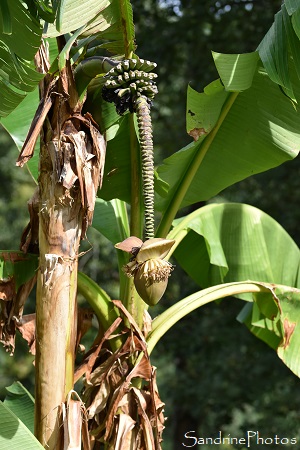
<box><xmin>1</xmin><ymin>1</ymin><xmax>300</xmax><ymax>449</ymax></box>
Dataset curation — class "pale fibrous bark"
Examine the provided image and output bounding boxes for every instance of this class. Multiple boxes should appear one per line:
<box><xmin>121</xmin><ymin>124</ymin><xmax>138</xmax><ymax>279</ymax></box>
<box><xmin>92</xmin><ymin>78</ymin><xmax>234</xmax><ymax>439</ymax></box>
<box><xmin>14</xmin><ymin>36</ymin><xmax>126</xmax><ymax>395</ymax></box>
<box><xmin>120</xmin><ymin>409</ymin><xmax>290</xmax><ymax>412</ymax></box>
<box><xmin>35</xmin><ymin>155</ymin><xmax>82</xmax><ymax>447</ymax></box>
<box><xmin>18</xmin><ymin>41</ymin><xmax>106</xmax><ymax>448</ymax></box>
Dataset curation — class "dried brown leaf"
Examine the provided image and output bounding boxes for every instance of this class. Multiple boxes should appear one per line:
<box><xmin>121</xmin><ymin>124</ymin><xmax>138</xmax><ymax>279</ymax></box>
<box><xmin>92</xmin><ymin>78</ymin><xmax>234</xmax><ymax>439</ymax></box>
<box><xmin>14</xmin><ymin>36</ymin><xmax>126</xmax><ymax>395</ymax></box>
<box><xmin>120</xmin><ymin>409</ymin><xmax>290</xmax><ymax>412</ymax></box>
<box><xmin>149</xmin><ymin>368</ymin><xmax>165</xmax><ymax>442</ymax></box>
<box><xmin>0</xmin><ymin>302</ymin><xmax>16</xmax><ymax>354</ymax></box>
<box><xmin>74</xmin><ymin>316</ymin><xmax>122</xmax><ymax>383</ymax></box>
<box><xmin>114</xmin><ymin>413</ymin><xmax>136</xmax><ymax>450</ymax></box>
<box><xmin>112</xmin><ymin>300</ymin><xmax>147</xmax><ymax>351</ymax></box>
<box><xmin>0</xmin><ymin>273</ymin><xmax>36</xmax><ymax>354</ymax></box>
<box><xmin>20</xmin><ymin>188</ymin><xmax>40</xmax><ymax>253</ymax></box>
<box><xmin>127</xmin><ymin>355</ymin><xmax>152</xmax><ymax>382</ymax></box>
<box><xmin>132</xmin><ymin>388</ymin><xmax>156</xmax><ymax>450</ymax></box>
<box><xmin>142</xmin><ymin>310</ymin><xmax>152</xmax><ymax>338</ymax></box>
<box><xmin>63</xmin><ymin>391</ymin><xmax>89</xmax><ymax>450</ymax></box>
<box><xmin>16</xmin><ymin>90</ymin><xmax>54</xmax><ymax>167</ymax></box>
<box><xmin>15</xmin><ymin>313</ymin><xmax>36</xmax><ymax>355</ymax></box>
<box><xmin>104</xmin><ymin>380</ymin><xmax>131</xmax><ymax>442</ymax></box>
<box><xmin>0</xmin><ymin>277</ymin><xmax>15</xmax><ymax>301</ymax></box>
<box><xmin>87</xmin><ymin>378</ymin><xmax>110</xmax><ymax>419</ymax></box>
<box><xmin>76</xmin><ymin>307</ymin><xmax>94</xmax><ymax>351</ymax></box>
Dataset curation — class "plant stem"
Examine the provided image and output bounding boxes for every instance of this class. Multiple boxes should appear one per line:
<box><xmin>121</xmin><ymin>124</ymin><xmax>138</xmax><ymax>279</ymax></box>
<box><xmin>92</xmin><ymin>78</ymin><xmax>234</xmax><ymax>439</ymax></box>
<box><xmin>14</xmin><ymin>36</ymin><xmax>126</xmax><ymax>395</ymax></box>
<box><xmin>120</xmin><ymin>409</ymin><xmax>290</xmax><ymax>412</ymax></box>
<box><xmin>35</xmin><ymin>142</ymin><xmax>81</xmax><ymax>449</ymax></box>
<box><xmin>110</xmin><ymin>199</ymin><xmax>130</xmax><ymax>301</ymax></box>
<box><xmin>155</xmin><ymin>91</ymin><xmax>239</xmax><ymax>238</ymax></box>
<box><xmin>77</xmin><ymin>272</ymin><xmax>119</xmax><ymax>329</ymax></box>
<box><xmin>77</xmin><ymin>272</ymin><xmax>123</xmax><ymax>352</ymax></box>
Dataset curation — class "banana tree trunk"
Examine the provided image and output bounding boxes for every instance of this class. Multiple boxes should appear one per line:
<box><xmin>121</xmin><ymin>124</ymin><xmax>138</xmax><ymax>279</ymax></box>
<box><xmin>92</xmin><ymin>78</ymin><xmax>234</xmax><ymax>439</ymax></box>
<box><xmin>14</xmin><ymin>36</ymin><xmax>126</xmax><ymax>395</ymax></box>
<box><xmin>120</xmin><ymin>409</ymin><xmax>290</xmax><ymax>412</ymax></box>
<box><xmin>35</xmin><ymin>138</ymin><xmax>82</xmax><ymax>447</ymax></box>
<box><xmin>22</xmin><ymin>42</ymin><xmax>106</xmax><ymax>446</ymax></box>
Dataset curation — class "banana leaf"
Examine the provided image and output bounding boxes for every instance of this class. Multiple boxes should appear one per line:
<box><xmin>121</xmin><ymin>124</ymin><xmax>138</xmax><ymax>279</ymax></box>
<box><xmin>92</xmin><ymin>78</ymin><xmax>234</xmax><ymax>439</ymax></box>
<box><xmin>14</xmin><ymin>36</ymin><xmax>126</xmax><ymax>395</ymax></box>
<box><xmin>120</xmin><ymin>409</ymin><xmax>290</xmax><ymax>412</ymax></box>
<box><xmin>238</xmin><ymin>285</ymin><xmax>300</xmax><ymax>377</ymax></box>
<box><xmin>4</xmin><ymin>382</ymin><xmax>34</xmax><ymax>434</ymax></box>
<box><xmin>0</xmin><ymin>1</ymin><xmax>43</xmax><ymax>118</ymax></box>
<box><xmin>258</xmin><ymin>2</ymin><xmax>300</xmax><ymax>100</ymax></box>
<box><xmin>148</xmin><ymin>281</ymin><xmax>300</xmax><ymax>378</ymax></box>
<box><xmin>155</xmin><ymin>61</ymin><xmax>300</xmax><ymax>214</ymax></box>
<box><xmin>0</xmin><ymin>401</ymin><xmax>43</xmax><ymax>450</ymax></box>
<box><xmin>169</xmin><ymin>203</ymin><xmax>300</xmax><ymax>296</ymax></box>
<box><xmin>0</xmin><ymin>251</ymin><xmax>38</xmax><ymax>291</ymax></box>
<box><xmin>43</xmin><ymin>0</ymin><xmax>135</xmax><ymax>56</ymax></box>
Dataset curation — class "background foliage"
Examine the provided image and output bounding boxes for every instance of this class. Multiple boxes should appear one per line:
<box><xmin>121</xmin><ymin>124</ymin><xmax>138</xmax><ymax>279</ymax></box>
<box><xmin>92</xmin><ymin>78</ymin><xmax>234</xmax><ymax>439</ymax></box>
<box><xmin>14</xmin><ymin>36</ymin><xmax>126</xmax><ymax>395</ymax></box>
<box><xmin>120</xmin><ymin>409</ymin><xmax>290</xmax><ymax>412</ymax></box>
<box><xmin>1</xmin><ymin>1</ymin><xmax>300</xmax><ymax>449</ymax></box>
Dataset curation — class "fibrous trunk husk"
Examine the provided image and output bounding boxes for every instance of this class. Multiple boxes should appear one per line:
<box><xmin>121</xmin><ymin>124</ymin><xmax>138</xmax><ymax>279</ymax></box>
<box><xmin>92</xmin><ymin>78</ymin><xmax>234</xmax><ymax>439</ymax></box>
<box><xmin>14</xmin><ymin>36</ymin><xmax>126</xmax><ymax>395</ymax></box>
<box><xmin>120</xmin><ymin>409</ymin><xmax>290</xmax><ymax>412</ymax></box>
<box><xmin>18</xmin><ymin>41</ymin><xmax>106</xmax><ymax>449</ymax></box>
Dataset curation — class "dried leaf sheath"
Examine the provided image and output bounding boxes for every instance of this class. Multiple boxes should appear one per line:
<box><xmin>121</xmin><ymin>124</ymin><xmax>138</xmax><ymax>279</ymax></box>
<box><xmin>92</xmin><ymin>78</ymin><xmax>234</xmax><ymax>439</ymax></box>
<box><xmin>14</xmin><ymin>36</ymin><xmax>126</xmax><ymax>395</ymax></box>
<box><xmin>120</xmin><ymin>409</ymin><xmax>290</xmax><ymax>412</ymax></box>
<box><xmin>135</xmin><ymin>97</ymin><xmax>155</xmax><ymax>240</ymax></box>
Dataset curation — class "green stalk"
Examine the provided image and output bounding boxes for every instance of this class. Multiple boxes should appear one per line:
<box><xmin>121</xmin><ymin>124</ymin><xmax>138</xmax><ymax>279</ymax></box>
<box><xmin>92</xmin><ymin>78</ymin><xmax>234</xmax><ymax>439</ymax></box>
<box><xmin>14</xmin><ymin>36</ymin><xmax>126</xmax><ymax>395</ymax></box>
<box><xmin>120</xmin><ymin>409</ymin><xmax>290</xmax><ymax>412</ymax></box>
<box><xmin>155</xmin><ymin>91</ymin><xmax>239</xmax><ymax>238</ymax></box>
<box><xmin>110</xmin><ymin>198</ymin><xmax>130</xmax><ymax>301</ymax></box>
<box><xmin>77</xmin><ymin>272</ymin><xmax>122</xmax><ymax>351</ymax></box>
<box><xmin>146</xmin><ymin>281</ymin><xmax>270</xmax><ymax>356</ymax></box>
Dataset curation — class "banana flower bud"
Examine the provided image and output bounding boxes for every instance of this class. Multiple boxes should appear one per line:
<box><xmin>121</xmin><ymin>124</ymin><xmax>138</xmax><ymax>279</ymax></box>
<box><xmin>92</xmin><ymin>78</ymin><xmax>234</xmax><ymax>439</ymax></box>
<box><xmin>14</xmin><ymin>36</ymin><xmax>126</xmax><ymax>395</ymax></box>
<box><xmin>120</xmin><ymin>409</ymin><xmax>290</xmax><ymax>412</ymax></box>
<box><xmin>115</xmin><ymin>237</ymin><xmax>175</xmax><ymax>306</ymax></box>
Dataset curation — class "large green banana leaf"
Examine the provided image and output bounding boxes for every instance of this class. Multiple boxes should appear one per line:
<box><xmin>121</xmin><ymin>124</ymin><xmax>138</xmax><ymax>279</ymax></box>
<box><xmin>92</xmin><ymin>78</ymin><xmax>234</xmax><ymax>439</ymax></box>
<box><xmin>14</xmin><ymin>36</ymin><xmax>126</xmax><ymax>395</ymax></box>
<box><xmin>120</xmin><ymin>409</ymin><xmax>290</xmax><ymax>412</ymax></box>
<box><xmin>169</xmin><ymin>203</ymin><xmax>300</xmax><ymax>295</ymax></box>
<box><xmin>0</xmin><ymin>251</ymin><xmax>38</xmax><ymax>290</ymax></box>
<box><xmin>0</xmin><ymin>0</ymin><xmax>135</xmax><ymax>120</ymax></box>
<box><xmin>237</xmin><ymin>285</ymin><xmax>300</xmax><ymax>378</ymax></box>
<box><xmin>148</xmin><ymin>281</ymin><xmax>300</xmax><ymax>379</ymax></box>
<box><xmin>0</xmin><ymin>1</ymin><xmax>43</xmax><ymax>118</ymax></box>
<box><xmin>4</xmin><ymin>382</ymin><xmax>35</xmax><ymax>434</ymax></box>
<box><xmin>43</xmin><ymin>0</ymin><xmax>135</xmax><ymax>57</ymax></box>
<box><xmin>258</xmin><ymin>2</ymin><xmax>300</xmax><ymax>100</ymax></box>
<box><xmin>0</xmin><ymin>381</ymin><xmax>40</xmax><ymax>450</ymax></box>
<box><xmin>154</xmin><ymin>61</ymin><xmax>300</xmax><ymax>214</ymax></box>
<box><xmin>167</xmin><ymin>203</ymin><xmax>300</xmax><ymax>377</ymax></box>
<box><xmin>0</xmin><ymin>396</ymin><xmax>43</xmax><ymax>450</ymax></box>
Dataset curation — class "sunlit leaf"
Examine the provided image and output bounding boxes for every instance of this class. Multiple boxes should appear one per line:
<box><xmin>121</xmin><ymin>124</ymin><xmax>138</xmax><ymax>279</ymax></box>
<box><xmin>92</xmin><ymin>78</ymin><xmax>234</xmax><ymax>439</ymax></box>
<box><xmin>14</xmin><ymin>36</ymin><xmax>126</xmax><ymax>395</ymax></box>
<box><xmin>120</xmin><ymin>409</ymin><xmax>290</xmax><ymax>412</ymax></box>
<box><xmin>92</xmin><ymin>198</ymin><xmax>129</xmax><ymax>244</ymax></box>
<box><xmin>282</xmin><ymin>5</ymin><xmax>300</xmax><ymax>81</ymax></box>
<box><xmin>0</xmin><ymin>401</ymin><xmax>43</xmax><ymax>450</ymax></box>
<box><xmin>186</xmin><ymin>79</ymin><xmax>228</xmax><ymax>138</ymax></box>
<box><xmin>148</xmin><ymin>280</ymin><xmax>300</xmax><ymax>378</ymax></box>
<box><xmin>237</xmin><ymin>302</ymin><xmax>282</xmax><ymax>350</ymax></box>
<box><xmin>169</xmin><ymin>203</ymin><xmax>300</xmax><ymax>298</ymax></box>
<box><xmin>44</xmin><ymin>0</ymin><xmax>135</xmax><ymax>57</ymax></box>
<box><xmin>4</xmin><ymin>382</ymin><xmax>35</xmax><ymax>434</ymax></box>
<box><xmin>238</xmin><ymin>284</ymin><xmax>300</xmax><ymax>378</ymax></box>
<box><xmin>0</xmin><ymin>1</ymin><xmax>43</xmax><ymax>117</ymax></box>
<box><xmin>258</xmin><ymin>5</ymin><xmax>294</xmax><ymax>99</ymax></box>
<box><xmin>212</xmin><ymin>51</ymin><xmax>259</xmax><ymax>91</ymax></box>
<box><xmin>44</xmin><ymin>0</ymin><xmax>110</xmax><ymax>37</ymax></box>
<box><xmin>155</xmin><ymin>64</ymin><xmax>300</xmax><ymax>213</ymax></box>
<box><xmin>0</xmin><ymin>251</ymin><xmax>38</xmax><ymax>290</ymax></box>
<box><xmin>285</xmin><ymin>0</ymin><xmax>300</xmax><ymax>15</ymax></box>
